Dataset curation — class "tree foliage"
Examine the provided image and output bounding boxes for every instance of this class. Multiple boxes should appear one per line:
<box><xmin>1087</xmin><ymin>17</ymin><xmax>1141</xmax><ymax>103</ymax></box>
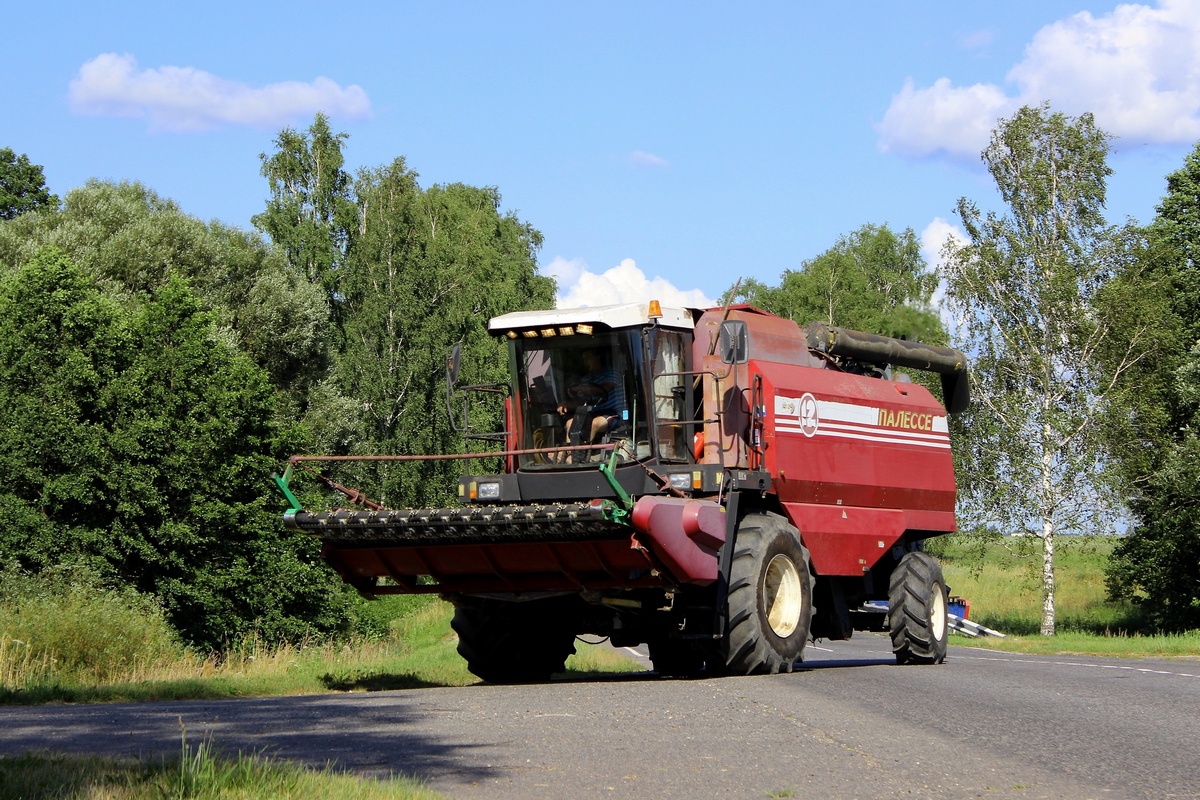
<box><xmin>0</xmin><ymin>247</ymin><xmax>352</xmax><ymax>647</ymax></box>
<box><xmin>733</xmin><ymin>223</ymin><xmax>944</xmax><ymax>343</ymax></box>
<box><xmin>332</xmin><ymin>162</ymin><xmax>555</xmax><ymax>506</ymax></box>
<box><xmin>251</xmin><ymin>132</ymin><xmax>556</xmax><ymax>508</ymax></box>
<box><xmin>252</xmin><ymin>114</ymin><xmax>356</xmax><ymax>319</ymax></box>
<box><xmin>0</xmin><ymin>180</ymin><xmax>332</xmax><ymax>398</ymax></box>
<box><xmin>1103</xmin><ymin>142</ymin><xmax>1200</xmax><ymax>630</ymax></box>
<box><xmin>942</xmin><ymin>104</ymin><xmax>1147</xmax><ymax>636</ymax></box>
<box><xmin>0</xmin><ymin>147</ymin><xmax>58</xmax><ymax>220</ymax></box>
<box><xmin>0</xmin><ymin>119</ymin><xmax>555</xmax><ymax>648</ymax></box>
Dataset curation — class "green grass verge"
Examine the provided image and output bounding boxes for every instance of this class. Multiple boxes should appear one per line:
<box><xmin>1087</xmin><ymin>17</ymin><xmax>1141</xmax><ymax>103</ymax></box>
<box><xmin>2</xmin><ymin>596</ymin><xmax>642</xmax><ymax>705</ymax></box>
<box><xmin>0</xmin><ymin>732</ymin><xmax>447</xmax><ymax>799</ymax></box>
<box><xmin>950</xmin><ymin>630</ymin><xmax>1200</xmax><ymax>659</ymax></box>
<box><xmin>932</xmin><ymin>534</ymin><xmax>1200</xmax><ymax>658</ymax></box>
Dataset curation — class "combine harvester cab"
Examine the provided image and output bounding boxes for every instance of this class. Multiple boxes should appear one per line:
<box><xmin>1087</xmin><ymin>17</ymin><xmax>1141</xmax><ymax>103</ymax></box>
<box><xmin>278</xmin><ymin>302</ymin><xmax>969</xmax><ymax>681</ymax></box>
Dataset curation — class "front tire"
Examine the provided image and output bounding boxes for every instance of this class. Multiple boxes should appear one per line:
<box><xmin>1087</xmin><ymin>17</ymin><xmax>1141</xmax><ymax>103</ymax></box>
<box><xmin>451</xmin><ymin>597</ymin><xmax>578</xmax><ymax>683</ymax></box>
<box><xmin>718</xmin><ymin>512</ymin><xmax>814</xmax><ymax>675</ymax></box>
<box><xmin>888</xmin><ymin>551</ymin><xmax>948</xmax><ymax>665</ymax></box>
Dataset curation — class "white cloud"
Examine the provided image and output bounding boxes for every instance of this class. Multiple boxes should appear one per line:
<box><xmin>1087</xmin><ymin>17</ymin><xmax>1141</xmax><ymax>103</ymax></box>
<box><xmin>628</xmin><ymin>150</ymin><xmax>670</xmax><ymax>168</ymax></box>
<box><xmin>548</xmin><ymin>256</ymin><xmax>715</xmax><ymax>309</ymax></box>
<box><xmin>920</xmin><ymin>216</ymin><xmax>969</xmax><ymax>273</ymax></box>
<box><xmin>920</xmin><ymin>217</ymin><xmax>970</xmax><ymax>338</ymax></box>
<box><xmin>68</xmin><ymin>53</ymin><xmax>372</xmax><ymax>132</ymax></box>
<box><xmin>880</xmin><ymin>78</ymin><xmax>1015</xmax><ymax>160</ymax></box>
<box><xmin>879</xmin><ymin>0</ymin><xmax>1200</xmax><ymax>160</ymax></box>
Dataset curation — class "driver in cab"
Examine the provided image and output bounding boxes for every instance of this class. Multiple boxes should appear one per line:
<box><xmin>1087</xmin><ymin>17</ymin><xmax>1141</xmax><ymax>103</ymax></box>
<box><xmin>557</xmin><ymin>348</ymin><xmax>625</xmax><ymax>446</ymax></box>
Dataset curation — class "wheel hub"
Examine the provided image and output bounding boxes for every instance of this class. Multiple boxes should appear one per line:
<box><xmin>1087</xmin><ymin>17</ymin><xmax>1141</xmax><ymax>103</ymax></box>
<box><xmin>931</xmin><ymin>586</ymin><xmax>947</xmax><ymax>640</ymax></box>
<box><xmin>763</xmin><ymin>553</ymin><xmax>803</xmax><ymax>638</ymax></box>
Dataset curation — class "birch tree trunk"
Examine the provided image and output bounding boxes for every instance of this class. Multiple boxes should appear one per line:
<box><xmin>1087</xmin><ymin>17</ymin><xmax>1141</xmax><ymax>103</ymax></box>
<box><xmin>941</xmin><ymin>104</ymin><xmax>1148</xmax><ymax>635</ymax></box>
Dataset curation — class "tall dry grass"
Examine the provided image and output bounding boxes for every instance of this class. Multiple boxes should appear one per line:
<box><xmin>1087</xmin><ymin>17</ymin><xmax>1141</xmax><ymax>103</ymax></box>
<box><xmin>1</xmin><ymin>572</ymin><xmax>640</xmax><ymax>705</ymax></box>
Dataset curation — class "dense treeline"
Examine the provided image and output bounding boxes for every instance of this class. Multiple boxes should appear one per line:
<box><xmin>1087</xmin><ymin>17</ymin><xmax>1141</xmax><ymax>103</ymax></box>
<box><xmin>1</xmin><ymin>107</ymin><xmax>1198</xmax><ymax>644</ymax></box>
<box><xmin>0</xmin><ymin>118</ymin><xmax>553</xmax><ymax>647</ymax></box>
<box><xmin>1102</xmin><ymin>145</ymin><xmax>1200</xmax><ymax>630</ymax></box>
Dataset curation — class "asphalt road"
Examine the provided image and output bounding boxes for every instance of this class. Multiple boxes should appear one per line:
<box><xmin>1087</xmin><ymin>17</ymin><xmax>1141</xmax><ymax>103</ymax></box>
<box><xmin>3</xmin><ymin>633</ymin><xmax>1199</xmax><ymax>799</ymax></box>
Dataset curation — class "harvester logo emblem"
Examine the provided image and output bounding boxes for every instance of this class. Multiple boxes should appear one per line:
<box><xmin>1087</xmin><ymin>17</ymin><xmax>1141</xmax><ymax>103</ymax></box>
<box><xmin>798</xmin><ymin>392</ymin><xmax>819</xmax><ymax>437</ymax></box>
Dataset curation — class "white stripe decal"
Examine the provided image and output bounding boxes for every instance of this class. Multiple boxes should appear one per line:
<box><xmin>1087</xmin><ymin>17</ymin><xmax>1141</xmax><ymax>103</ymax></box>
<box><xmin>820</xmin><ymin>421</ymin><xmax>947</xmax><ymax>442</ymax></box>
<box><xmin>776</xmin><ymin>423</ymin><xmax>951</xmax><ymax>449</ymax></box>
<box><xmin>815</xmin><ymin>429</ymin><xmax>951</xmax><ymax>449</ymax></box>
<box><xmin>815</xmin><ymin>399</ymin><xmax>877</xmax><ymax>425</ymax></box>
<box><xmin>775</xmin><ymin>392</ymin><xmax>951</xmax><ymax>449</ymax></box>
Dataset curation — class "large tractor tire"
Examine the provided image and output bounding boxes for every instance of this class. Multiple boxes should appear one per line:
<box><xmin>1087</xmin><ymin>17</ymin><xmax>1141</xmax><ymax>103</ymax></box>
<box><xmin>888</xmin><ymin>550</ymin><xmax>948</xmax><ymax>665</ymax></box>
<box><xmin>717</xmin><ymin>512</ymin><xmax>814</xmax><ymax>675</ymax></box>
<box><xmin>451</xmin><ymin>597</ymin><xmax>578</xmax><ymax>683</ymax></box>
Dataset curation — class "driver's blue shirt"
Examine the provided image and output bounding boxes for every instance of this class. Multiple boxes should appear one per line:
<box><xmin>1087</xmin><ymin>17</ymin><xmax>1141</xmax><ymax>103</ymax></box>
<box><xmin>588</xmin><ymin>366</ymin><xmax>625</xmax><ymax>417</ymax></box>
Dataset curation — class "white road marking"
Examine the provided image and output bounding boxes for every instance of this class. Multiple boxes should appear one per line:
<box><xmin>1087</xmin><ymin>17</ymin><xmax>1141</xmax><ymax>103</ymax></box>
<box><xmin>954</xmin><ymin>651</ymin><xmax>1199</xmax><ymax>679</ymax></box>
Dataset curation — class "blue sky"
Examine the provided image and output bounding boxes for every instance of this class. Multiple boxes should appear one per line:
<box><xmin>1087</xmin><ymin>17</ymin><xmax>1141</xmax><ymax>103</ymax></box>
<box><xmin>5</xmin><ymin>1</ymin><xmax>1199</xmax><ymax>308</ymax></box>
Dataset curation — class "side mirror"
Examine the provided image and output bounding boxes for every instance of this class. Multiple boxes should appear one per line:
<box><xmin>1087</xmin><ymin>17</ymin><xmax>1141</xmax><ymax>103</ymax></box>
<box><xmin>718</xmin><ymin>320</ymin><xmax>748</xmax><ymax>364</ymax></box>
<box><xmin>446</xmin><ymin>341</ymin><xmax>463</xmax><ymax>388</ymax></box>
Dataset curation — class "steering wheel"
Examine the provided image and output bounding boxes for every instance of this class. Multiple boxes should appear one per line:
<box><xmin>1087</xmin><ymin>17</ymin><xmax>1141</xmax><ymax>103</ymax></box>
<box><xmin>568</xmin><ymin>382</ymin><xmax>606</xmax><ymax>403</ymax></box>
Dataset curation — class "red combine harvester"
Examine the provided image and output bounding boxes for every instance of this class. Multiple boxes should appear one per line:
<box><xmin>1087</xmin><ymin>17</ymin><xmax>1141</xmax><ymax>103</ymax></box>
<box><xmin>275</xmin><ymin>302</ymin><xmax>969</xmax><ymax>681</ymax></box>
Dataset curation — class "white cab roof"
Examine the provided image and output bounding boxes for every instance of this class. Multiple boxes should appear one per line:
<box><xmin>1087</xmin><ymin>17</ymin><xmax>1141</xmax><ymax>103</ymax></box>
<box><xmin>489</xmin><ymin>303</ymin><xmax>698</xmax><ymax>333</ymax></box>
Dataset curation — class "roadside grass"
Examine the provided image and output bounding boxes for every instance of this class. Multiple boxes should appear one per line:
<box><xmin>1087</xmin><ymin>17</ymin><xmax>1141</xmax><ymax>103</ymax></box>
<box><xmin>1</xmin><ymin>587</ymin><xmax>643</xmax><ymax>706</ymax></box>
<box><xmin>949</xmin><ymin>629</ymin><xmax>1200</xmax><ymax>659</ymax></box>
<box><xmin>0</xmin><ymin>730</ymin><xmax>447</xmax><ymax>800</ymax></box>
<box><xmin>932</xmin><ymin>534</ymin><xmax>1200</xmax><ymax>658</ymax></box>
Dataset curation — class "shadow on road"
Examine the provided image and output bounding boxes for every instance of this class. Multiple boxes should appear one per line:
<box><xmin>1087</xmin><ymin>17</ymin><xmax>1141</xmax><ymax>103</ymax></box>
<box><xmin>319</xmin><ymin>670</ymin><xmax>446</xmax><ymax>692</ymax></box>
<box><xmin>0</xmin><ymin>691</ymin><xmax>504</xmax><ymax>785</ymax></box>
<box><xmin>799</xmin><ymin>657</ymin><xmax>895</xmax><ymax>670</ymax></box>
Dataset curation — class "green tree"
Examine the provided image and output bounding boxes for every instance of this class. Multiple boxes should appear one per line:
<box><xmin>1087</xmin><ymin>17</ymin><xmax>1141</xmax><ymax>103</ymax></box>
<box><xmin>252</xmin><ymin>114</ymin><xmax>357</xmax><ymax>319</ymax></box>
<box><xmin>734</xmin><ymin>223</ymin><xmax>944</xmax><ymax>343</ymax></box>
<box><xmin>0</xmin><ymin>147</ymin><xmax>58</xmax><ymax>219</ymax></box>
<box><xmin>327</xmin><ymin>162</ymin><xmax>555</xmax><ymax>506</ymax></box>
<box><xmin>0</xmin><ymin>246</ymin><xmax>354</xmax><ymax>648</ymax></box>
<box><xmin>1103</xmin><ymin>142</ymin><xmax>1200</xmax><ymax>630</ymax></box>
<box><xmin>248</xmin><ymin>118</ymin><xmax>557</xmax><ymax>506</ymax></box>
<box><xmin>941</xmin><ymin>104</ymin><xmax>1148</xmax><ymax>636</ymax></box>
<box><xmin>0</xmin><ymin>180</ymin><xmax>331</xmax><ymax>400</ymax></box>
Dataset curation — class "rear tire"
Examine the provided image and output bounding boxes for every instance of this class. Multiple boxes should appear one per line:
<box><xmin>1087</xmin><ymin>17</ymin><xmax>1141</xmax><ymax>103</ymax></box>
<box><xmin>717</xmin><ymin>512</ymin><xmax>814</xmax><ymax>675</ymax></box>
<box><xmin>888</xmin><ymin>551</ymin><xmax>948</xmax><ymax>665</ymax></box>
<box><xmin>451</xmin><ymin>597</ymin><xmax>578</xmax><ymax>683</ymax></box>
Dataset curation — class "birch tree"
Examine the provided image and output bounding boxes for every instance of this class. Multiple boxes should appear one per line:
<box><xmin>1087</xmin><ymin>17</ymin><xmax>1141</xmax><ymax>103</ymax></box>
<box><xmin>942</xmin><ymin>104</ymin><xmax>1149</xmax><ymax>636</ymax></box>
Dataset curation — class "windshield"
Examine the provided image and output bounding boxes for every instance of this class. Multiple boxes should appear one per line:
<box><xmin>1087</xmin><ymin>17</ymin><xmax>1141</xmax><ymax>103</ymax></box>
<box><xmin>511</xmin><ymin>332</ymin><xmax>645</xmax><ymax>468</ymax></box>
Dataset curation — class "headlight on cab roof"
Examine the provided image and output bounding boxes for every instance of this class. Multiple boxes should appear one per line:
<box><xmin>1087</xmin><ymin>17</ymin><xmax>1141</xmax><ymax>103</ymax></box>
<box><xmin>477</xmin><ymin>481</ymin><xmax>501</xmax><ymax>500</ymax></box>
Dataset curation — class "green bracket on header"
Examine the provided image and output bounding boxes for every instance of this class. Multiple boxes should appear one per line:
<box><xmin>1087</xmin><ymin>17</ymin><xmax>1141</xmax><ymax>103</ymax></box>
<box><xmin>272</xmin><ymin>463</ymin><xmax>301</xmax><ymax>514</ymax></box>
<box><xmin>597</xmin><ymin>449</ymin><xmax>633</xmax><ymax>526</ymax></box>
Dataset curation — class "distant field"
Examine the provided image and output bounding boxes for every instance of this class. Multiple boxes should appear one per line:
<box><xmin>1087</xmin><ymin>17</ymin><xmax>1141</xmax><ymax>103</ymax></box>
<box><xmin>930</xmin><ymin>534</ymin><xmax>1200</xmax><ymax>658</ymax></box>
<box><xmin>930</xmin><ymin>535</ymin><xmax>1130</xmax><ymax>634</ymax></box>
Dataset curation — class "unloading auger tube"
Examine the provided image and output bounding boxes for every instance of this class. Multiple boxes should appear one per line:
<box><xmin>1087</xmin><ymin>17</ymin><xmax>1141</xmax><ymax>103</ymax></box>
<box><xmin>803</xmin><ymin>322</ymin><xmax>970</xmax><ymax>413</ymax></box>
